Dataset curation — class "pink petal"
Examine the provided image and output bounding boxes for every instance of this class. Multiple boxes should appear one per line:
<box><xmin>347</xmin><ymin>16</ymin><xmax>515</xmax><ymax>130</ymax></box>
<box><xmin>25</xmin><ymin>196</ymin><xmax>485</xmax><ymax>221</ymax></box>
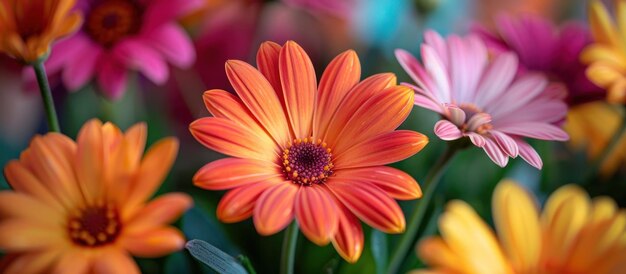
<box><xmin>447</xmin><ymin>35</ymin><xmax>486</xmax><ymax>102</ymax></box>
<box><xmin>141</xmin><ymin>0</ymin><xmax>203</xmax><ymax>32</ymax></box>
<box><xmin>421</xmin><ymin>44</ymin><xmax>451</xmax><ymax>102</ymax></box>
<box><xmin>434</xmin><ymin>120</ymin><xmax>463</xmax><ymax>141</ymax></box>
<box><xmin>444</xmin><ymin>105</ymin><xmax>466</xmax><ymax>125</ymax></box>
<box><xmin>482</xmin><ymin>138</ymin><xmax>509</xmax><ymax>167</ymax></box>
<box><xmin>424</xmin><ymin>30</ymin><xmax>449</xmax><ymax>67</ymax></box>
<box><xmin>466</xmin><ymin>113</ymin><xmax>492</xmax><ymax>132</ymax></box>
<box><xmin>488</xmin><ymin>73</ymin><xmax>548</xmax><ymax>118</ymax></box>
<box><xmin>97</xmin><ymin>56</ymin><xmax>128</xmax><ymax>100</ymax></box>
<box><xmin>144</xmin><ymin>24</ymin><xmax>195</xmax><ymax>68</ymax></box>
<box><xmin>403</xmin><ymin>83</ymin><xmax>443</xmax><ymax>113</ymax></box>
<box><xmin>114</xmin><ymin>39</ymin><xmax>169</xmax><ymax>85</ymax></box>
<box><xmin>514</xmin><ymin>138</ymin><xmax>543</xmax><ymax>169</ymax></box>
<box><xmin>497</xmin><ymin>122</ymin><xmax>569</xmax><ymax>141</ymax></box>
<box><xmin>466</xmin><ymin>132</ymin><xmax>486</xmax><ymax>147</ymax></box>
<box><xmin>395</xmin><ymin>49</ymin><xmax>436</xmax><ymax>95</ymax></box>
<box><xmin>62</xmin><ymin>43</ymin><xmax>103</xmax><ymax>91</ymax></box>
<box><xmin>490</xmin><ymin>130</ymin><xmax>519</xmax><ymax>157</ymax></box>
<box><xmin>474</xmin><ymin>52</ymin><xmax>518</xmax><ymax>107</ymax></box>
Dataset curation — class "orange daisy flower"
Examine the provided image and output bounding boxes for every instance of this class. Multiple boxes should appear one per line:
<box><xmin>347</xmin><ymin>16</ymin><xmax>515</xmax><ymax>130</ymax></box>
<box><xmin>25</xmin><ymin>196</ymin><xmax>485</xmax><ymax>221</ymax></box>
<box><xmin>190</xmin><ymin>40</ymin><xmax>428</xmax><ymax>262</ymax></box>
<box><xmin>0</xmin><ymin>119</ymin><xmax>192</xmax><ymax>273</ymax></box>
<box><xmin>0</xmin><ymin>0</ymin><xmax>82</xmax><ymax>63</ymax></box>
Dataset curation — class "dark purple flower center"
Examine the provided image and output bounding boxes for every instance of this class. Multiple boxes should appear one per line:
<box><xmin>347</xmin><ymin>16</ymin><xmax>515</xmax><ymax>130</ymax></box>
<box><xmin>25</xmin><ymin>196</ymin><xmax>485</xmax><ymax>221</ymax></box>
<box><xmin>281</xmin><ymin>138</ymin><xmax>334</xmax><ymax>186</ymax></box>
<box><xmin>68</xmin><ymin>204</ymin><xmax>121</xmax><ymax>247</ymax></box>
<box><xmin>85</xmin><ymin>0</ymin><xmax>142</xmax><ymax>47</ymax></box>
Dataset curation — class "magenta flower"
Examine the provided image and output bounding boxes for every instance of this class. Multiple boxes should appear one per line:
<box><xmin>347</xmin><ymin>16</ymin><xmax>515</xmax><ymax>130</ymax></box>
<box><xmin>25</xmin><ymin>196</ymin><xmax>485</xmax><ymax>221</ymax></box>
<box><xmin>472</xmin><ymin>14</ymin><xmax>605</xmax><ymax>105</ymax></box>
<box><xmin>43</xmin><ymin>0</ymin><xmax>201</xmax><ymax>99</ymax></box>
<box><xmin>396</xmin><ymin>31</ymin><xmax>569</xmax><ymax>169</ymax></box>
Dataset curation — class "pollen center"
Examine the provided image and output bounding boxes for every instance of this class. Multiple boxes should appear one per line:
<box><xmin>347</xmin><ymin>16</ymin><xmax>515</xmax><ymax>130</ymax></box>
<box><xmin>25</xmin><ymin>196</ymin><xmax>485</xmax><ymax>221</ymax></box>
<box><xmin>281</xmin><ymin>138</ymin><xmax>334</xmax><ymax>186</ymax></box>
<box><xmin>68</xmin><ymin>204</ymin><xmax>121</xmax><ymax>247</ymax></box>
<box><xmin>85</xmin><ymin>0</ymin><xmax>142</xmax><ymax>47</ymax></box>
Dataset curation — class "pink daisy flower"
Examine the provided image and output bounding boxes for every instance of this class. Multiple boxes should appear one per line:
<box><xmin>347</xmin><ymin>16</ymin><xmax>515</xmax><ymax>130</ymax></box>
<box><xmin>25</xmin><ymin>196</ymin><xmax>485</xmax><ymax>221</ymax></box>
<box><xmin>395</xmin><ymin>31</ymin><xmax>569</xmax><ymax>168</ymax></box>
<box><xmin>472</xmin><ymin>14</ymin><xmax>605</xmax><ymax>105</ymax></box>
<box><xmin>43</xmin><ymin>0</ymin><xmax>201</xmax><ymax>99</ymax></box>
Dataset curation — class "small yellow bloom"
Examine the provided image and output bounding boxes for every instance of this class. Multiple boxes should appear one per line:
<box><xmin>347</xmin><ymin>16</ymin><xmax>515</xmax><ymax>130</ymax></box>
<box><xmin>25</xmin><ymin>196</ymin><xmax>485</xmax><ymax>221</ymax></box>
<box><xmin>581</xmin><ymin>0</ymin><xmax>626</xmax><ymax>104</ymax></box>
<box><xmin>566</xmin><ymin>102</ymin><xmax>626</xmax><ymax>176</ymax></box>
<box><xmin>0</xmin><ymin>0</ymin><xmax>82</xmax><ymax>63</ymax></box>
<box><xmin>0</xmin><ymin>119</ymin><xmax>192</xmax><ymax>274</ymax></box>
<box><xmin>415</xmin><ymin>180</ymin><xmax>626</xmax><ymax>274</ymax></box>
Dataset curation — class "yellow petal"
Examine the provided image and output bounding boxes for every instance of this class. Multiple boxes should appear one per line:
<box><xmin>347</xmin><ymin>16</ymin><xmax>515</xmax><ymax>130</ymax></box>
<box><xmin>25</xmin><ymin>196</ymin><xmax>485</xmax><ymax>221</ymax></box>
<box><xmin>439</xmin><ymin>201</ymin><xmax>512</xmax><ymax>274</ymax></box>
<box><xmin>589</xmin><ymin>0</ymin><xmax>622</xmax><ymax>48</ymax></box>
<box><xmin>540</xmin><ymin>184</ymin><xmax>591</xmax><ymax>268</ymax></box>
<box><xmin>492</xmin><ymin>180</ymin><xmax>541</xmax><ymax>273</ymax></box>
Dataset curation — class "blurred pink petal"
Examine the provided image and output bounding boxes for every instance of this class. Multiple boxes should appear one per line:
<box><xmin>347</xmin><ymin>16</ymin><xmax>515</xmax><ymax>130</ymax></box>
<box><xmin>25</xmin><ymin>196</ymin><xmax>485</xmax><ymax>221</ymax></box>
<box><xmin>472</xmin><ymin>13</ymin><xmax>605</xmax><ymax>105</ymax></box>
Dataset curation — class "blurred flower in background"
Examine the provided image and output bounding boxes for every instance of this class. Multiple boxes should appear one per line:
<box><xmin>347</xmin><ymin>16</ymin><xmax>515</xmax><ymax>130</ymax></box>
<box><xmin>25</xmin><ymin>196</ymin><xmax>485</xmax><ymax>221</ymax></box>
<box><xmin>396</xmin><ymin>31</ymin><xmax>569</xmax><ymax>168</ymax></box>
<box><xmin>582</xmin><ymin>0</ymin><xmax>626</xmax><ymax>104</ymax></box>
<box><xmin>0</xmin><ymin>119</ymin><xmax>192</xmax><ymax>273</ymax></box>
<box><xmin>190</xmin><ymin>41</ymin><xmax>427</xmax><ymax>262</ymax></box>
<box><xmin>42</xmin><ymin>0</ymin><xmax>202</xmax><ymax>99</ymax></box>
<box><xmin>0</xmin><ymin>0</ymin><xmax>82</xmax><ymax>63</ymax></box>
<box><xmin>417</xmin><ymin>180</ymin><xmax>626</xmax><ymax>274</ymax></box>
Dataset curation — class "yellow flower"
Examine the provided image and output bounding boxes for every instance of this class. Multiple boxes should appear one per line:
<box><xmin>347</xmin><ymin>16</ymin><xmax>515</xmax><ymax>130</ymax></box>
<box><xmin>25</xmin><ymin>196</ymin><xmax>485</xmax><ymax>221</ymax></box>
<box><xmin>581</xmin><ymin>0</ymin><xmax>626</xmax><ymax>104</ymax></box>
<box><xmin>0</xmin><ymin>0</ymin><xmax>82</xmax><ymax>63</ymax></box>
<box><xmin>566</xmin><ymin>102</ymin><xmax>626</xmax><ymax>176</ymax></box>
<box><xmin>416</xmin><ymin>180</ymin><xmax>626</xmax><ymax>274</ymax></box>
<box><xmin>0</xmin><ymin>119</ymin><xmax>192</xmax><ymax>274</ymax></box>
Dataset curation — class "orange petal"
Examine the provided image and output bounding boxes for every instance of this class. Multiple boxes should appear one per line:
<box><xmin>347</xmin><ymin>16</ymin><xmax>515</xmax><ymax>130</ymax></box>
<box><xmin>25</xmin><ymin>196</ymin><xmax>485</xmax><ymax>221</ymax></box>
<box><xmin>75</xmin><ymin>119</ymin><xmax>105</xmax><ymax>204</ymax></box>
<box><xmin>295</xmin><ymin>184</ymin><xmax>338</xmax><ymax>245</ymax></box>
<box><xmin>122</xmin><ymin>227</ymin><xmax>186</xmax><ymax>258</ymax></box>
<box><xmin>256</xmin><ymin>41</ymin><xmax>283</xmax><ymax>95</ymax></box>
<box><xmin>202</xmin><ymin>89</ymin><xmax>275</xmax><ymax>146</ymax></box>
<box><xmin>327</xmin><ymin>180</ymin><xmax>405</xmax><ymax>233</ymax></box>
<box><xmin>193</xmin><ymin>157</ymin><xmax>280</xmax><ymax>190</ymax></box>
<box><xmin>417</xmin><ymin>238</ymin><xmax>465</xmax><ymax>272</ymax></box>
<box><xmin>0</xmin><ymin>219</ymin><xmax>63</xmax><ymax>251</ymax></box>
<box><xmin>332</xmin><ymin>86</ymin><xmax>414</xmax><ymax>153</ymax></box>
<box><xmin>21</xmin><ymin>134</ymin><xmax>81</xmax><ymax>208</ymax></box>
<box><xmin>125</xmin><ymin>193</ymin><xmax>192</xmax><ymax>233</ymax></box>
<box><xmin>331</xmin><ymin>203</ymin><xmax>364</xmax><ymax>263</ymax></box>
<box><xmin>313</xmin><ymin>50</ymin><xmax>361</xmax><ymax>139</ymax></box>
<box><xmin>92</xmin><ymin>249</ymin><xmax>140</xmax><ymax>274</ymax></box>
<box><xmin>323</xmin><ymin>73</ymin><xmax>397</xmax><ymax>145</ymax></box>
<box><xmin>253</xmin><ymin>182</ymin><xmax>298</xmax><ymax>235</ymax></box>
<box><xmin>3</xmin><ymin>161</ymin><xmax>65</xmax><ymax>211</ymax></box>
<box><xmin>121</xmin><ymin>122</ymin><xmax>147</xmax><ymax>174</ymax></box>
<box><xmin>1</xmin><ymin>250</ymin><xmax>61</xmax><ymax>274</ymax></box>
<box><xmin>189</xmin><ymin>117</ymin><xmax>276</xmax><ymax>162</ymax></box>
<box><xmin>51</xmin><ymin>249</ymin><xmax>90</xmax><ymax>274</ymax></box>
<box><xmin>0</xmin><ymin>192</ymin><xmax>62</xmax><ymax>226</ymax></box>
<box><xmin>332</xmin><ymin>166</ymin><xmax>422</xmax><ymax>200</ymax></box>
<box><xmin>217</xmin><ymin>180</ymin><xmax>281</xmax><ymax>223</ymax></box>
<box><xmin>225</xmin><ymin>60</ymin><xmax>291</xmax><ymax>146</ymax></box>
<box><xmin>334</xmin><ymin>130</ymin><xmax>428</xmax><ymax>169</ymax></box>
<box><xmin>279</xmin><ymin>41</ymin><xmax>316</xmax><ymax>138</ymax></box>
<box><xmin>124</xmin><ymin>138</ymin><xmax>179</xmax><ymax>212</ymax></box>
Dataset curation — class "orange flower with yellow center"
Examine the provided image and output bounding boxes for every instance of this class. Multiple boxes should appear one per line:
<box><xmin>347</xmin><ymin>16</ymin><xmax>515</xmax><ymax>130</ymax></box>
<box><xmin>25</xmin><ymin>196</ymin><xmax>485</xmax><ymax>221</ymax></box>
<box><xmin>0</xmin><ymin>0</ymin><xmax>82</xmax><ymax>63</ymax></box>
<box><xmin>190</xmin><ymin>40</ymin><xmax>428</xmax><ymax>262</ymax></box>
<box><xmin>415</xmin><ymin>180</ymin><xmax>626</xmax><ymax>274</ymax></box>
<box><xmin>0</xmin><ymin>119</ymin><xmax>192</xmax><ymax>274</ymax></box>
<box><xmin>581</xmin><ymin>0</ymin><xmax>626</xmax><ymax>104</ymax></box>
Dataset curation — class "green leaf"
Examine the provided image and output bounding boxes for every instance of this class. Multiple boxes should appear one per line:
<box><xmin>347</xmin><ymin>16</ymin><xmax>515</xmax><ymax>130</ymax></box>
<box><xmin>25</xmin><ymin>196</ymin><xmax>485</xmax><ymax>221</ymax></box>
<box><xmin>370</xmin><ymin>230</ymin><xmax>388</xmax><ymax>274</ymax></box>
<box><xmin>185</xmin><ymin>239</ymin><xmax>248</xmax><ymax>274</ymax></box>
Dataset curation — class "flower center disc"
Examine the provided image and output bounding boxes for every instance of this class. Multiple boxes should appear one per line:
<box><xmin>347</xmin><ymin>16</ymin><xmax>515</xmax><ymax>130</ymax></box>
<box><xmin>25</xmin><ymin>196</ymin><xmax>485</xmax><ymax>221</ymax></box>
<box><xmin>68</xmin><ymin>204</ymin><xmax>121</xmax><ymax>247</ymax></box>
<box><xmin>281</xmin><ymin>138</ymin><xmax>334</xmax><ymax>186</ymax></box>
<box><xmin>85</xmin><ymin>0</ymin><xmax>141</xmax><ymax>47</ymax></box>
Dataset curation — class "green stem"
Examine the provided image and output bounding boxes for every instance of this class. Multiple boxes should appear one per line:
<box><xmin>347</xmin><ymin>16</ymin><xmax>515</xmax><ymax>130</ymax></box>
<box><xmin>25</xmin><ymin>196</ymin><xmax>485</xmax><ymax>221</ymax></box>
<box><xmin>32</xmin><ymin>62</ymin><xmax>60</xmax><ymax>132</ymax></box>
<box><xmin>386</xmin><ymin>145</ymin><xmax>458</xmax><ymax>274</ymax></box>
<box><xmin>585</xmin><ymin>107</ymin><xmax>626</xmax><ymax>182</ymax></box>
<box><xmin>280</xmin><ymin>222</ymin><xmax>298</xmax><ymax>274</ymax></box>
